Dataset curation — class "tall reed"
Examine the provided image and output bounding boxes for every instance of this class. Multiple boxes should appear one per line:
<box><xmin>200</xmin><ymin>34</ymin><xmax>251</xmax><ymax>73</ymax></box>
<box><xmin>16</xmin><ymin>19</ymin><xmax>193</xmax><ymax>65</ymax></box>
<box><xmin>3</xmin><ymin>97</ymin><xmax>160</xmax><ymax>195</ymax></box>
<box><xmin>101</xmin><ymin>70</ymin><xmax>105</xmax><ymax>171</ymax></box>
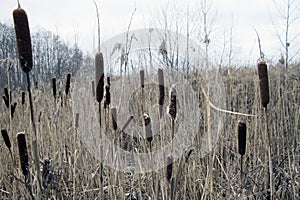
<box><xmin>13</xmin><ymin>3</ymin><xmax>41</xmax><ymax>196</ymax></box>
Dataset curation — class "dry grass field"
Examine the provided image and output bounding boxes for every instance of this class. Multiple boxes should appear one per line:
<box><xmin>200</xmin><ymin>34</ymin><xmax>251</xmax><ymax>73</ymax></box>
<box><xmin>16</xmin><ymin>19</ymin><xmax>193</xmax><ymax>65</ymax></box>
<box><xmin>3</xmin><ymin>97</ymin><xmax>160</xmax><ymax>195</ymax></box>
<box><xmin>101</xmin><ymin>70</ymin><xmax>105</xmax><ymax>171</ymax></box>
<box><xmin>0</xmin><ymin>61</ymin><xmax>299</xmax><ymax>199</ymax></box>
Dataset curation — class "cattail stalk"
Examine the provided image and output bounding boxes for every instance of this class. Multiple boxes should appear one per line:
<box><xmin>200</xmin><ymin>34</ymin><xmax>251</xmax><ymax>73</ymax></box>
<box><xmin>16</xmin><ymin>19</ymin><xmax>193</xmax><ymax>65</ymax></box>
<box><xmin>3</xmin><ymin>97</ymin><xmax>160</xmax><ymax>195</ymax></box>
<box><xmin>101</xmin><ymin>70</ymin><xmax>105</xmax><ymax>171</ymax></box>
<box><xmin>169</xmin><ymin>86</ymin><xmax>177</xmax><ymax>140</ymax></box>
<box><xmin>158</xmin><ymin>68</ymin><xmax>165</xmax><ymax>119</ymax></box>
<box><xmin>3</xmin><ymin>88</ymin><xmax>9</xmax><ymax>108</ymax></box>
<box><xmin>17</xmin><ymin>132</ymin><xmax>29</xmax><ymax>179</ymax></box>
<box><xmin>13</xmin><ymin>5</ymin><xmax>41</xmax><ymax>196</ymax></box>
<box><xmin>238</xmin><ymin>121</ymin><xmax>246</xmax><ymax>187</ymax></box>
<box><xmin>166</xmin><ymin>155</ymin><xmax>173</xmax><ymax>200</ymax></box>
<box><xmin>52</xmin><ymin>77</ymin><xmax>57</xmax><ymax>99</ymax></box>
<box><xmin>65</xmin><ymin>73</ymin><xmax>71</xmax><ymax>96</ymax></box>
<box><xmin>95</xmin><ymin>51</ymin><xmax>104</xmax><ymax>199</ymax></box>
<box><xmin>257</xmin><ymin>60</ymin><xmax>273</xmax><ymax>199</ymax></box>
<box><xmin>111</xmin><ymin>106</ymin><xmax>117</xmax><ymax>131</ymax></box>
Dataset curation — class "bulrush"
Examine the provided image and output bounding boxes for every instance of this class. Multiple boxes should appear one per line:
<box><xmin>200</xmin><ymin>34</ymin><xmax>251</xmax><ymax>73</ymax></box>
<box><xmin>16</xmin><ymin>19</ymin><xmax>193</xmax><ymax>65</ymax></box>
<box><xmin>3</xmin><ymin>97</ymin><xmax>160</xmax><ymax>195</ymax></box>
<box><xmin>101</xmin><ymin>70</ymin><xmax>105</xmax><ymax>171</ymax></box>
<box><xmin>104</xmin><ymin>84</ymin><xmax>111</xmax><ymax>109</ymax></box>
<box><xmin>13</xmin><ymin>5</ymin><xmax>33</xmax><ymax>73</ymax></box>
<box><xmin>21</xmin><ymin>91</ymin><xmax>25</xmax><ymax>105</ymax></box>
<box><xmin>257</xmin><ymin>60</ymin><xmax>269</xmax><ymax>108</ymax></box>
<box><xmin>52</xmin><ymin>77</ymin><xmax>57</xmax><ymax>99</ymax></box>
<box><xmin>144</xmin><ymin>113</ymin><xmax>153</xmax><ymax>145</ymax></box>
<box><xmin>3</xmin><ymin>88</ymin><xmax>9</xmax><ymax>108</ymax></box>
<box><xmin>238</xmin><ymin>121</ymin><xmax>247</xmax><ymax>187</ymax></box>
<box><xmin>65</xmin><ymin>73</ymin><xmax>71</xmax><ymax>96</ymax></box>
<box><xmin>158</xmin><ymin>68</ymin><xmax>165</xmax><ymax>118</ymax></box>
<box><xmin>169</xmin><ymin>86</ymin><xmax>177</xmax><ymax>121</ymax></box>
<box><xmin>238</xmin><ymin>121</ymin><xmax>247</xmax><ymax>156</ymax></box>
<box><xmin>1</xmin><ymin>129</ymin><xmax>11</xmax><ymax>150</ymax></box>
<box><xmin>95</xmin><ymin>52</ymin><xmax>104</xmax><ymax>103</ymax></box>
<box><xmin>111</xmin><ymin>106</ymin><xmax>118</xmax><ymax>131</ymax></box>
<box><xmin>140</xmin><ymin>69</ymin><xmax>145</xmax><ymax>89</ymax></box>
<box><xmin>17</xmin><ymin>132</ymin><xmax>29</xmax><ymax>178</ymax></box>
<box><xmin>166</xmin><ymin>155</ymin><xmax>173</xmax><ymax>183</ymax></box>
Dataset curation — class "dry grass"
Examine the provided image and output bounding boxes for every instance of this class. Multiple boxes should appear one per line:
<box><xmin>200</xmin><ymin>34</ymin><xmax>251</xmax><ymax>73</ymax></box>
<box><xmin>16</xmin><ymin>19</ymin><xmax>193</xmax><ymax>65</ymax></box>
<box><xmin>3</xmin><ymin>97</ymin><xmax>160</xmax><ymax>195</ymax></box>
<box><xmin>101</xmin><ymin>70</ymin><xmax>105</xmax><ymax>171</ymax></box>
<box><xmin>0</xmin><ymin>64</ymin><xmax>299</xmax><ymax>199</ymax></box>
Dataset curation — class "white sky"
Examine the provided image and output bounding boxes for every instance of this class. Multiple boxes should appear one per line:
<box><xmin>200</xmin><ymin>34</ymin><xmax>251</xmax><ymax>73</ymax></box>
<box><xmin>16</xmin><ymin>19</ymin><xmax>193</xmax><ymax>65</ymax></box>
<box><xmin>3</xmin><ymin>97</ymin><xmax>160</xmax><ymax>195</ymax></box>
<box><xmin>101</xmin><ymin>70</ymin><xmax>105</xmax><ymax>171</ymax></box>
<box><xmin>1</xmin><ymin>0</ymin><xmax>300</xmax><ymax>65</ymax></box>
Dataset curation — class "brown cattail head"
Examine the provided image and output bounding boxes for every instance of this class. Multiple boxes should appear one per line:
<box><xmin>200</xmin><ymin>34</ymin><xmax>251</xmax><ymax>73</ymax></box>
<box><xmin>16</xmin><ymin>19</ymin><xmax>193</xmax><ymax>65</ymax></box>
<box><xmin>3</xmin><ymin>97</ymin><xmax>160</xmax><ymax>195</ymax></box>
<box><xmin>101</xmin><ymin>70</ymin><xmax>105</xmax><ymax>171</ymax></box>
<box><xmin>17</xmin><ymin>132</ymin><xmax>29</xmax><ymax>177</ymax></box>
<box><xmin>11</xmin><ymin>102</ymin><xmax>17</xmax><ymax>118</ymax></box>
<box><xmin>1</xmin><ymin>129</ymin><xmax>11</xmax><ymax>149</ymax></box>
<box><xmin>21</xmin><ymin>91</ymin><xmax>25</xmax><ymax>105</ymax></box>
<box><xmin>257</xmin><ymin>60</ymin><xmax>269</xmax><ymax>108</ymax></box>
<box><xmin>65</xmin><ymin>73</ymin><xmax>71</xmax><ymax>95</ymax></box>
<box><xmin>166</xmin><ymin>155</ymin><xmax>173</xmax><ymax>183</ymax></box>
<box><xmin>158</xmin><ymin>68</ymin><xmax>165</xmax><ymax>118</ymax></box>
<box><xmin>144</xmin><ymin>113</ymin><xmax>153</xmax><ymax>144</ymax></box>
<box><xmin>13</xmin><ymin>7</ymin><xmax>33</xmax><ymax>73</ymax></box>
<box><xmin>3</xmin><ymin>88</ymin><xmax>9</xmax><ymax>108</ymax></box>
<box><xmin>104</xmin><ymin>85</ymin><xmax>111</xmax><ymax>109</ymax></box>
<box><xmin>238</xmin><ymin>121</ymin><xmax>247</xmax><ymax>156</ymax></box>
<box><xmin>111</xmin><ymin>106</ymin><xmax>118</xmax><ymax>131</ymax></box>
<box><xmin>95</xmin><ymin>52</ymin><xmax>104</xmax><ymax>103</ymax></box>
<box><xmin>140</xmin><ymin>69</ymin><xmax>145</xmax><ymax>88</ymax></box>
<box><xmin>169</xmin><ymin>86</ymin><xmax>177</xmax><ymax>121</ymax></box>
<box><xmin>52</xmin><ymin>77</ymin><xmax>57</xmax><ymax>98</ymax></box>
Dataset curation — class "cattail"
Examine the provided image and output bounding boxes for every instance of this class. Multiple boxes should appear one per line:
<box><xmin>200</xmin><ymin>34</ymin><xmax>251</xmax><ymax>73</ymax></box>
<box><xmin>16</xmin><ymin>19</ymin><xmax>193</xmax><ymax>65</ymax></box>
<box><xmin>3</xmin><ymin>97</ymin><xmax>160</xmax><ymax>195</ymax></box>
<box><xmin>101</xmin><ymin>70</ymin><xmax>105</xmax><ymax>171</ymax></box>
<box><xmin>11</xmin><ymin>102</ymin><xmax>17</xmax><ymax>118</ymax></box>
<box><xmin>13</xmin><ymin>6</ymin><xmax>33</xmax><ymax>73</ymax></box>
<box><xmin>52</xmin><ymin>77</ymin><xmax>57</xmax><ymax>99</ymax></box>
<box><xmin>1</xmin><ymin>129</ymin><xmax>11</xmax><ymax>149</ymax></box>
<box><xmin>3</xmin><ymin>88</ymin><xmax>9</xmax><ymax>108</ymax></box>
<box><xmin>238</xmin><ymin>121</ymin><xmax>247</xmax><ymax>156</ymax></box>
<box><xmin>144</xmin><ymin>113</ymin><xmax>153</xmax><ymax>144</ymax></box>
<box><xmin>104</xmin><ymin>85</ymin><xmax>111</xmax><ymax>109</ymax></box>
<box><xmin>140</xmin><ymin>69</ymin><xmax>145</xmax><ymax>88</ymax></box>
<box><xmin>107</xmin><ymin>76</ymin><xmax>111</xmax><ymax>86</ymax></box>
<box><xmin>111</xmin><ymin>106</ymin><xmax>117</xmax><ymax>131</ymax></box>
<box><xmin>65</xmin><ymin>73</ymin><xmax>71</xmax><ymax>96</ymax></box>
<box><xmin>21</xmin><ymin>91</ymin><xmax>25</xmax><ymax>105</ymax></box>
<box><xmin>121</xmin><ymin>115</ymin><xmax>133</xmax><ymax>132</ymax></box>
<box><xmin>17</xmin><ymin>132</ymin><xmax>29</xmax><ymax>178</ymax></box>
<box><xmin>169</xmin><ymin>86</ymin><xmax>177</xmax><ymax>121</ymax></box>
<box><xmin>95</xmin><ymin>52</ymin><xmax>104</xmax><ymax>103</ymax></box>
<box><xmin>166</xmin><ymin>155</ymin><xmax>173</xmax><ymax>183</ymax></box>
<box><xmin>257</xmin><ymin>60</ymin><xmax>269</xmax><ymax>108</ymax></box>
<box><xmin>158</xmin><ymin>68</ymin><xmax>165</xmax><ymax>118</ymax></box>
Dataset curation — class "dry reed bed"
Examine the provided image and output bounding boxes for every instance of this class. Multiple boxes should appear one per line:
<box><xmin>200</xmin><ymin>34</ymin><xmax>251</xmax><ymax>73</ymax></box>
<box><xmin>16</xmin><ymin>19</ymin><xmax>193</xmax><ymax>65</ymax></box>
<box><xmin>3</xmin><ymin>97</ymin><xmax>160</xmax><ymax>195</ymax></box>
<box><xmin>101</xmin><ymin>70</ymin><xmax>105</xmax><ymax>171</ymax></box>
<box><xmin>0</xmin><ymin>64</ymin><xmax>299</xmax><ymax>199</ymax></box>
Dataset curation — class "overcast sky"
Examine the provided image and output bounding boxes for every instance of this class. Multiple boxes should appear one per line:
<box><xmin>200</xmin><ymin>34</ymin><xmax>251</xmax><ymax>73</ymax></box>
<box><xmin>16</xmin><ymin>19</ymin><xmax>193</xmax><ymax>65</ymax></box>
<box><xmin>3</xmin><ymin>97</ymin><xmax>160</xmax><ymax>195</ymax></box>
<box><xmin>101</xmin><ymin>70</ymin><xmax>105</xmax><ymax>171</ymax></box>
<box><xmin>1</xmin><ymin>0</ymin><xmax>299</xmax><ymax>64</ymax></box>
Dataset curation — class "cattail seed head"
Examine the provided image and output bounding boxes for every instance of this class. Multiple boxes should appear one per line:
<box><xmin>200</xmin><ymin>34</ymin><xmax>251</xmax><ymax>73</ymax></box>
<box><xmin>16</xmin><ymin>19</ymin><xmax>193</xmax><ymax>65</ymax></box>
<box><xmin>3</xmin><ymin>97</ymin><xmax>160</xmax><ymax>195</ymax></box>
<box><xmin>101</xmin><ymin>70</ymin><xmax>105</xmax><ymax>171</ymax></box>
<box><xmin>3</xmin><ymin>88</ymin><xmax>9</xmax><ymax>108</ymax></box>
<box><xmin>17</xmin><ymin>132</ymin><xmax>29</xmax><ymax>177</ymax></box>
<box><xmin>52</xmin><ymin>77</ymin><xmax>57</xmax><ymax>98</ymax></box>
<box><xmin>1</xmin><ymin>129</ymin><xmax>11</xmax><ymax>149</ymax></box>
<box><xmin>65</xmin><ymin>73</ymin><xmax>71</xmax><ymax>95</ymax></box>
<box><xmin>111</xmin><ymin>106</ymin><xmax>118</xmax><ymax>131</ymax></box>
<box><xmin>169</xmin><ymin>86</ymin><xmax>177</xmax><ymax>121</ymax></box>
<box><xmin>140</xmin><ymin>69</ymin><xmax>145</xmax><ymax>88</ymax></box>
<box><xmin>144</xmin><ymin>113</ymin><xmax>153</xmax><ymax>144</ymax></box>
<box><xmin>21</xmin><ymin>91</ymin><xmax>25</xmax><ymax>105</ymax></box>
<box><xmin>158</xmin><ymin>68</ymin><xmax>165</xmax><ymax>118</ymax></box>
<box><xmin>95</xmin><ymin>52</ymin><xmax>104</xmax><ymax>103</ymax></box>
<box><xmin>13</xmin><ymin>7</ymin><xmax>33</xmax><ymax>73</ymax></box>
<box><xmin>91</xmin><ymin>80</ymin><xmax>95</xmax><ymax>97</ymax></box>
<box><xmin>104</xmin><ymin>85</ymin><xmax>111</xmax><ymax>109</ymax></box>
<box><xmin>166</xmin><ymin>155</ymin><xmax>173</xmax><ymax>183</ymax></box>
<box><xmin>238</xmin><ymin>121</ymin><xmax>247</xmax><ymax>156</ymax></box>
<box><xmin>11</xmin><ymin>102</ymin><xmax>17</xmax><ymax>118</ymax></box>
<box><xmin>257</xmin><ymin>60</ymin><xmax>269</xmax><ymax>108</ymax></box>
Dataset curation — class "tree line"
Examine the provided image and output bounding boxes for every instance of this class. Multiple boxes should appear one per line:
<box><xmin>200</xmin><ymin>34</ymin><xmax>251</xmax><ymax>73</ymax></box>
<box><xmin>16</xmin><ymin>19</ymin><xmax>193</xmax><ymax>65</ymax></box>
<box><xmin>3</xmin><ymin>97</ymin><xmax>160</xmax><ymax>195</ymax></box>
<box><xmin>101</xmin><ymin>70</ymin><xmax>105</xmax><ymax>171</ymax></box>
<box><xmin>0</xmin><ymin>22</ymin><xmax>84</xmax><ymax>88</ymax></box>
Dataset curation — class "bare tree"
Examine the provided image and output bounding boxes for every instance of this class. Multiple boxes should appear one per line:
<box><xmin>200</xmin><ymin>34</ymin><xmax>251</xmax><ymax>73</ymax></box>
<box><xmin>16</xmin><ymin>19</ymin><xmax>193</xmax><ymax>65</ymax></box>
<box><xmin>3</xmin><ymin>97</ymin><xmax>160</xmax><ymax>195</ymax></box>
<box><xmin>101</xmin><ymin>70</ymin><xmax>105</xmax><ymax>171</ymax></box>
<box><xmin>272</xmin><ymin>0</ymin><xmax>300</xmax><ymax>73</ymax></box>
